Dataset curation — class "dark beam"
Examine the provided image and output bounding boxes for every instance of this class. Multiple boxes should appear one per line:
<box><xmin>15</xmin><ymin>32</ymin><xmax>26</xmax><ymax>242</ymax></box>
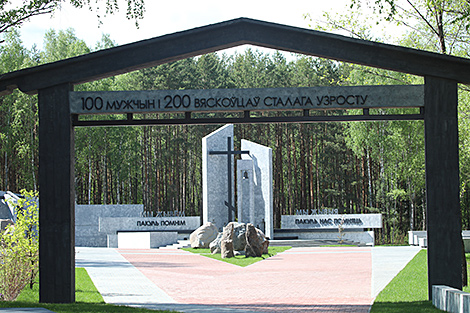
<box><xmin>424</xmin><ymin>76</ymin><xmax>462</xmax><ymax>298</ymax></box>
<box><xmin>38</xmin><ymin>84</ymin><xmax>75</xmax><ymax>303</ymax></box>
<box><xmin>243</xmin><ymin>20</ymin><xmax>470</xmax><ymax>84</ymax></box>
<box><xmin>73</xmin><ymin>112</ymin><xmax>424</xmax><ymax>127</ymax></box>
<box><xmin>2</xmin><ymin>18</ymin><xmax>470</xmax><ymax>95</ymax></box>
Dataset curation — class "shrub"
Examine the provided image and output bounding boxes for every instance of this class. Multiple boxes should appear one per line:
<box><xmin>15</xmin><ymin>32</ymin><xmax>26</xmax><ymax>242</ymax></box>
<box><xmin>0</xmin><ymin>190</ymin><xmax>39</xmax><ymax>301</ymax></box>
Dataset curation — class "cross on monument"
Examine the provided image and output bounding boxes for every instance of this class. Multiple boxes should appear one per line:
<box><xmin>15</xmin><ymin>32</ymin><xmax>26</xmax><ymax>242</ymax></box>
<box><xmin>209</xmin><ymin>136</ymin><xmax>249</xmax><ymax>222</ymax></box>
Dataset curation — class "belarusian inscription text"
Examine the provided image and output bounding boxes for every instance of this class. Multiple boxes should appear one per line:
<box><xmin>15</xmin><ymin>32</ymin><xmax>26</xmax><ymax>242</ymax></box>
<box><xmin>70</xmin><ymin>85</ymin><xmax>424</xmax><ymax>115</ymax></box>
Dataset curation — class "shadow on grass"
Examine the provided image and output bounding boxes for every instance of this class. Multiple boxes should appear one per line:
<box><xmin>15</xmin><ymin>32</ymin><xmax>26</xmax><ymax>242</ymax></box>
<box><xmin>0</xmin><ymin>301</ymin><xmax>173</xmax><ymax>313</ymax></box>
<box><xmin>370</xmin><ymin>301</ymin><xmax>443</xmax><ymax>313</ymax></box>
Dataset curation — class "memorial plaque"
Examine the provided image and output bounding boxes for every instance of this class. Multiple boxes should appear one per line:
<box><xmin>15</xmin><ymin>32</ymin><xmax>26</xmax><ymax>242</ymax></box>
<box><xmin>70</xmin><ymin>85</ymin><xmax>424</xmax><ymax>115</ymax></box>
<box><xmin>99</xmin><ymin>216</ymin><xmax>200</xmax><ymax>233</ymax></box>
<box><xmin>281</xmin><ymin>214</ymin><xmax>382</xmax><ymax>229</ymax></box>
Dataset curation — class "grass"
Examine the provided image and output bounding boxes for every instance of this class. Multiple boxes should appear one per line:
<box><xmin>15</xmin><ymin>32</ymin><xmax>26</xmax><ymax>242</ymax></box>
<box><xmin>370</xmin><ymin>250</ymin><xmax>444</xmax><ymax>312</ymax></box>
<box><xmin>0</xmin><ymin>268</ymin><xmax>174</xmax><ymax>313</ymax></box>
<box><xmin>182</xmin><ymin>246</ymin><xmax>291</xmax><ymax>267</ymax></box>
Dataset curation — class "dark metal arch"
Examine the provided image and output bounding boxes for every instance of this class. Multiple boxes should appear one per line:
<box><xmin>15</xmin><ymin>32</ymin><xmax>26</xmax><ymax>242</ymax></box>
<box><xmin>2</xmin><ymin>17</ymin><xmax>470</xmax><ymax>95</ymax></box>
<box><xmin>0</xmin><ymin>18</ymin><xmax>464</xmax><ymax>304</ymax></box>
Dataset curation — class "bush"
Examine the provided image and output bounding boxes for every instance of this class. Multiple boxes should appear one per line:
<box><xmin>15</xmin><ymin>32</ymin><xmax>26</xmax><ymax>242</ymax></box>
<box><xmin>0</xmin><ymin>190</ymin><xmax>39</xmax><ymax>301</ymax></box>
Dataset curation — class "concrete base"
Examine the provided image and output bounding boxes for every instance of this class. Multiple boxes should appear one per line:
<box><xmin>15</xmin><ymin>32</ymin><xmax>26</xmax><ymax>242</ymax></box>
<box><xmin>115</xmin><ymin>232</ymin><xmax>178</xmax><ymax>249</ymax></box>
<box><xmin>75</xmin><ymin>204</ymin><xmax>143</xmax><ymax>247</ymax></box>
<box><xmin>433</xmin><ymin>285</ymin><xmax>470</xmax><ymax>313</ymax></box>
<box><xmin>410</xmin><ymin>230</ymin><xmax>470</xmax><ymax>252</ymax></box>
<box><xmin>275</xmin><ymin>229</ymin><xmax>375</xmax><ymax>246</ymax></box>
<box><xmin>408</xmin><ymin>231</ymin><xmax>427</xmax><ymax>246</ymax></box>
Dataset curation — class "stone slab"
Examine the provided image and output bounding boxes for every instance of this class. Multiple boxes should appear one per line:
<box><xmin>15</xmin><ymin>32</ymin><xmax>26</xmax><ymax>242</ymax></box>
<box><xmin>118</xmin><ymin>232</ymin><xmax>151</xmax><ymax>249</ymax></box>
<box><xmin>278</xmin><ymin>229</ymin><xmax>375</xmax><ymax>245</ymax></box>
<box><xmin>282</xmin><ymin>214</ymin><xmax>382</xmax><ymax>229</ymax></box>
<box><xmin>75</xmin><ymin>204</ymin><xmax>143</xmax><ymax>247</ymax></box>
<box><xmin>237</xmin><ymin>159</ymin><xmax>254</xmax><ymax>225</ymax></box>
<box><xmin>99</xmin><ymin>216</ymin><xmax>200</xmax><ymax>233</ymax></box>
<box><xmin>0</xmin><ymin>199</ymin><xmax>14</xmax><ymax>221</ymax></box>
<box><xmin>202</xmin><ymin>124</ymin><xmax>234</xmax><ymax>231</ymax></box>
<box><xmin>447</xmin><ymin>289</ymin><xmax>468</xmax><ymax>313</ymax></box>
<box><xmin>108</xmin><ymin>234</ymin><xmax>118</xmax><ymax>248</ymax></box>
<box><xmin>118</xmin><ymin>232</ymin><xmax>177</xmax><ymax>249</ymax></box>
<box><xmin>2</xmin><ymin>192</ymin><xmax>19</xmax><ymax>221</ymax></box>
<box><xmin>241</xmin><ymin>139</ymin><xmax>273</xmax><ymax>239</ymax></box>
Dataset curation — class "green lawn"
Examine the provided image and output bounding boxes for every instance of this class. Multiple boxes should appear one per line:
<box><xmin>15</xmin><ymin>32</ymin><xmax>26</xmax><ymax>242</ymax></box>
<box><xmin>0</xmin><ymin>268</ymin><xmax>175</xmax><ymax>313</ymax></box>
<box><xmin>370</xmin><ymin>250</ymin><xmax>445</xmax><ymax>312</ymax></box>
<box><xmin>182</xmin><ymin>246</ymin><xmax>292</xmax><ymax>267</ymax></box>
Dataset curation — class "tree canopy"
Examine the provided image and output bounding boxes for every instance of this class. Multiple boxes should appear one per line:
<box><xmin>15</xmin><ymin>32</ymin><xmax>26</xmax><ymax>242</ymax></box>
<box><xmin>0</xmin><ymin>0</ymin><xmax>145</xmax><ymax>41</ymax></box>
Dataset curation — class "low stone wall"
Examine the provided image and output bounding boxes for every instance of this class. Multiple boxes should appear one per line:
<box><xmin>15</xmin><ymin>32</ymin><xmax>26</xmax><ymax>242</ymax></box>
<box><xmin>108</xmin><ymin>231</ymin><xmax>178</xmax><ymax>249</ymax></box>
<box><xmin>433</xmin><ymin>285</ymin><xmax>470</xmax><ymax>313</ymax></box>
<box><xmin>410</xmin><ymin>231</ymin><xmax>470</xmax><ymax>252</ymax></box>
<box><xmin>274</xmin><ymin>229</ymin><xmax>375</xmax><ymax>246</ymax></box>
<box><xmin>99</xmin><ymin>216</ymin><xmax>200</xmax><ymax>233</ymax></box>
<box><xmin>76</xmin><ymin>204</ymin><xmax>143</xmax><ymax>247</ymax></box>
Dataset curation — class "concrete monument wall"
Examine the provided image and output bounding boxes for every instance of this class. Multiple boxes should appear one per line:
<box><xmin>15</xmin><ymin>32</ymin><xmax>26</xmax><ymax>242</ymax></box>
<box><xmin>237</xmin><ymin>159</ymin><xmax>254</xmax><ymax>225</ymax></box>
<box><xmin>75</xmin><ymin>204</ymin><xmax>142</xmax><ymax>247</ymax></box>
<box><xmin>241</xmin><ymin>139</ymin><xmax>273</xmax><ymax>239</ymax></box>
<box><xmin>0</xmin><ymin>191</ymin><xmax>17</xmax><ymax>221</ymax></box>
<box><xmin>202</xmin><ymin>124</ymin><xmax>234</xmax><ymax>231</ymax></box>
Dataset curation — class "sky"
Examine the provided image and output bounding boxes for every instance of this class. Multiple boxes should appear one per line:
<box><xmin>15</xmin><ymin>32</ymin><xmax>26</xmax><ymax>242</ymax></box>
<box><xmin>18</xmin><ymin>0</ymin><xmax>350</xmax><ymax>53</ymax></box>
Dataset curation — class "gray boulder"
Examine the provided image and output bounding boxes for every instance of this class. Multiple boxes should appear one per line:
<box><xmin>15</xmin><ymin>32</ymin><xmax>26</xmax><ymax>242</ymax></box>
<box><xmin>257</xmin><ymin>228</ymin><xmax>270</xmax><ymax>255</ymax></box>
<box><xmin>233</xmin><ymin>222</ymin><xmax>247</xmax><ymax>251</ymax></box>
<box><xmin>245</xmin><ymin>223</ymin><xmax>263</xmax><ymax>257</ymax></box>
<box><xmin>210</xmin><ymin>232</ymin><xmax>223</xmax><ymax>254</ymax></box>
<box><xmin>190</xmin><ymin>222</ymin><xmax>218</xmax><ymax>248</ymax></box>
<box><xmin>221</xmin><ymin>222</ymin><xmax>234</xmax><ymax>258</ymax></box>
<box><xmin>210</xmin><ymin>222</ymin><xmax>247</xmax><ymax>254</ymax></box>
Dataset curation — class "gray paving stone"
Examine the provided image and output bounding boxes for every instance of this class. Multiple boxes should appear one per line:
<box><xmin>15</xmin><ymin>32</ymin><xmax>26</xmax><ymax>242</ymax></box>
<box><xmin>77</xmin><ymin>245</ymin><xmax>422</xmax><ymax>312</ymax></box>
<box><xmin>371</xmin><ymin>246</ymin><xmax>422</xmax><ymax>298</ymax></box>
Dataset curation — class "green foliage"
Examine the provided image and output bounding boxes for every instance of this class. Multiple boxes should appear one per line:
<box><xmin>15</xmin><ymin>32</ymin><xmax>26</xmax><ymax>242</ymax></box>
<box><xmin>182</xmin><ymin>246</ymin><xmax>292</xmax><ymax>267</ymax></box>
<box><xmin>0</xmin><ymin>190</ymin><xmax>39</xmax><ymax>301</ymax></box>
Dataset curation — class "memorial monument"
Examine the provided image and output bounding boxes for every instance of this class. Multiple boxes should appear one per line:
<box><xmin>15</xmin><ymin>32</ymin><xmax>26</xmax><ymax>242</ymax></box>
<box><xmin>238</xmin><ymin>140</ymin><xmax>273</xmax><ymax>239</ymax></box>
<box><xmin>202</xmin><ymin>125</ymin><xmax>273</xmax><ymax>239</ymax></box>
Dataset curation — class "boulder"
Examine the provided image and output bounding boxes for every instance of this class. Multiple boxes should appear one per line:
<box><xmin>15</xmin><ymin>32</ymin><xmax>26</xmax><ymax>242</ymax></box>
<box><xmin>210</xmin><ymin>222</ymin><xmax>247</xmax><ymax>254</ymax></box>
<box><xmin>189</xmin><ymin>222</ymin><xmax>218</xmax><ymax>248</ymax></box>
<box><xmin>257</xmin><ymin>228</ymin><xmax>270</xmax><ymax>255</ymax></box>
<box><xmin>221</xmin><ymin>222</ymin><xmax>234</xmax><ymax>258</ymax></box>
<box><xmin>233</xmin><ymin>222</ymin><xmax>247</xmax><ymax>251</ymax></box>
<box><xmin>210</xmin><ymin>222</ymin><xmax>269</xmax><ymax>257</ymax></box>
<box><xmin>245</xmin><ymin>223</ymin><xmax>263</xmax><ymax>257</ymax></box>
<box><xmin>210</xmin><ymin>232</ymin><xmax>223</xmax><ymax>254</ymax></box>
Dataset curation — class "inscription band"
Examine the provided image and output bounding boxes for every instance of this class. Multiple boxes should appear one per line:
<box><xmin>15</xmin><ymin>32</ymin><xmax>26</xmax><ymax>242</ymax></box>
<box><xmin>70</xmin><ymin>85</ymin><xmax>424</xmax><ymax>115</ymax></box>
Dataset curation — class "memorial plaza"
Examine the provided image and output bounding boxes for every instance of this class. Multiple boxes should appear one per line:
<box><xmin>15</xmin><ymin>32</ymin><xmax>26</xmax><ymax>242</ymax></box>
<box><xmin>74</xmin><ymin>244</ymin><xmax>421</xmax><ymax>313</ymax></box>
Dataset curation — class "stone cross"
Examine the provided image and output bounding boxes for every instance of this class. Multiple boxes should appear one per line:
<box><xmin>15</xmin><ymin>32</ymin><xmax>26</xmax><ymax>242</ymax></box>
<box><xmin>209</xmin><ymin>136</ymin><xmax>249</xmax><ymax>222</ymax></box>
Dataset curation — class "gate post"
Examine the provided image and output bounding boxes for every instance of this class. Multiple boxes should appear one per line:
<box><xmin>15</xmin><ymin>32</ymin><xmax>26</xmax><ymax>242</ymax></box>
<box><xmin>424</xmin><ymin>76</ymin><xmax>462</xmax><ymax>298</ymax></box>
<box><xmin>38</xmin><ymin>83</ymin><xmax>75</xmax><ymax>303</ymax></box>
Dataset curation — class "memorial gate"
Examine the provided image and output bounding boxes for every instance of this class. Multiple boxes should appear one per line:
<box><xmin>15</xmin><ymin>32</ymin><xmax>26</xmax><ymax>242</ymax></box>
<box><xmin>0</xmin><ymin>18</ymin><xmax>467</xmax><ymax>302</ymax></box>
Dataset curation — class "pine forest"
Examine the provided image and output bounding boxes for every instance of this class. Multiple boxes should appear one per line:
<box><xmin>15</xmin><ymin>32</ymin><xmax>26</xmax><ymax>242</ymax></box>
<box><xmin>1</xmin><ymin>24</ymin><xmax>470</xmax><ymax>244</ymax></box>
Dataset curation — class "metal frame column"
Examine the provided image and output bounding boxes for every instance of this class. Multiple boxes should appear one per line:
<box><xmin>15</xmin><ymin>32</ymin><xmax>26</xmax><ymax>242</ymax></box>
<box><xmin>38</xmin><ymin>83</ymin><xmax>75</xmax><ymax>303</ymax></box>
<box><xmin>424</xmin><ymin>76</ymin><xmax>462</xmax><ymax>298</ymax></box>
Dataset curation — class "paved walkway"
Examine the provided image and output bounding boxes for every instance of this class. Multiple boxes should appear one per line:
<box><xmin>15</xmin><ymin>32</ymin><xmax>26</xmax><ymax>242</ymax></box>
<box><xmin>76</xmin><ymin>246</ymin><xmax>421</xmax><ymax>313</ymax></box>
